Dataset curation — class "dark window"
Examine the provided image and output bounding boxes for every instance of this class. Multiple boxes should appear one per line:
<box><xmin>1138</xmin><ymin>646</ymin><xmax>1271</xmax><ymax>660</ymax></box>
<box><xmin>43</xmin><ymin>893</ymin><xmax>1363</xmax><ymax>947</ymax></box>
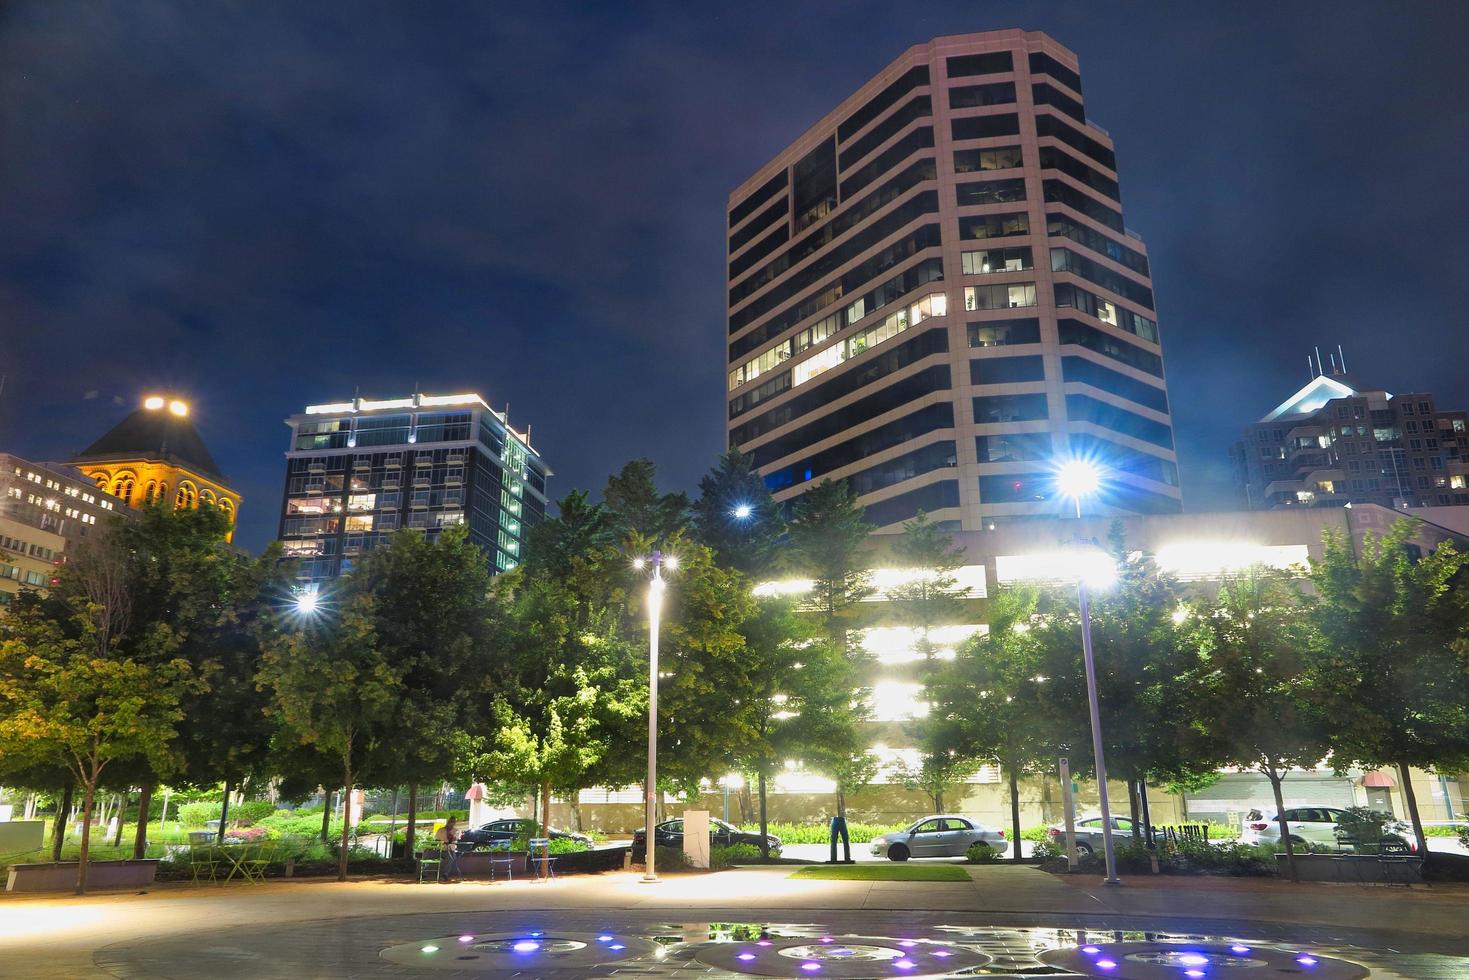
<box><xmin>728</xmin><ymin>223</ymin><xmax>788</xmax><ymax>278</ymax></box>
<box><xmin>793</xmin><ymin>137</ymin><xmax>837</xmax><ymax>231</ymax></box>
<box><xmin>1035</xmin><ymin>114</ymin><xmax>1115</xmax><ymax>170</ymax></box>
<box><xmin>840</xmin><ymin>96</ymin><xmax>932</xmax><ymax>171</ymax></box>
<box><xmin>840</xmin><ymin>128</ymin><xmax>934</xmax><ymax>200</ymax></box>
<box><xmin>956</xmin><ymin>177</ymin><xmax>1026</xmax><ymax>207</ymax></box>
<box><xmin>863</xmin><ymin>480</ymin><xmax>961</xmax><ymax>526</ymax></box>
<box><xmin>1066</xmin><ymin>394</ymin><xmax>1174</xmax><ymax>448</ymax></box>
<box><xmin>733</xmin><ymin>327</ymin><xmax>948</xmax><ymax>428</ymax></box>
<box><xmin>1047</xmin><ymin>214</ymin><xmax>1148</xmax><ymax>275</ymax></box>
<box><xmin>980</xmin><ymin>474</ymin><xmax>1054</xmax><ymax>503</ymax></box>
<box><xmin>958</xmin><ymin>211</ymin><xmax>1029</xmax><ymax>240</ymax></box>
<box><xmin>1057</xmin><ymin>318</ymin><xmax>1162</xmax><ymax>376</ymax></box>
<box><xmin>1043</xmin><ymin>179</ymin><xmax>1123</xmax><ymax>232</ymax></box>
<box><xmin>729</xmin><ymin>256</ymin><xmax>944</xmax><ymax>357</ymax></box>
<box><xmin>972</xmin><ymin>355</ymin><xmax>1045</xmax><ymax>385</ymax></box>
<box><xmin>414</xmin><ymin>411</ymin><xmax>473</xmax><ymax>443</ymax></box>
<box><xmin>727</xmin><ymin>369</ymin><xmax>792</xmax><ymax>419</ymax></box>
<box><xmin>950</xmin><ymin>113</ymin><xmax>1021</xmax><ymax>142</ymax></box>
<box><xmin>974</xmin><ymin>393</ymin><xmax>1049</xmax><ymax>423</ymax></box>
<box><xmin>729</xmin><ymin>196</ymin><xmax>788</xmax><ymax>253</ymax></box>
<box><xmin>1032</xmin><ymin>82</ymin><xmax>1085</xmax><ymax>123</ymax></box>
<box><xmin>1061</xmin><ymin>356</ymin><xmax>1168</xmax><ymax>413</ymax></box>
<box><xmin>1028</xmin><ymin>52</ymin><xmax>1082</xmax><ymax>93</ymax></box>
<box><xmin>977</xmin><ymin>433</ymin><xmax>1052</xmax><ymax>463</ymax></box>
<box><xmin>734</xmin><ymin>159</ymin><xmax>935</xmax><ymax>293</ymax></box>
<box><xmin>839</xmin><ymin>65</ymin><xmax>931</xmax><ymax>142</ymax></box>
<box><xmin>730</xmin><ymin>170</ymin><xmax>788</xmax><ymax>228</ymax></box>
<box><xmin>953</xmin><ymin>145</ymin><xmax>1023</xmax><ymax>173</ymax></box>
<box><xmin>742</xmin><ymin>365</ymin><xmax>953</xmax><ymax>466</ymax></box>
<box><xmin>1053</xmin><ymin>282</ymin><xmax>1158</xmax><ymax>343</ymax></box>
<box><xmin>968</xmin><ymin>317</ymin><xmax>1040</xmax><ymax>347</ymax></box>
<box><xmin>1051</xmin><ymin>248</ymin><xmax>1154</xmax><ymax>308</ymax></box>
<box><xmin>1038</xmin><ymin>146</ymin><xmax>1118</xmax><ymax>200</ymax></box>
<box><xmin>946</xmin><ymin>51</ymin><xmax>1014</xmax><ymax>79</ymax></box>
<box><xmin>729</xmin><ymin>215</ymin><xmax>941</xmax><ymax>331</ymax></box>
<box><xmin>767</xmin><ymin>425</ymin><xmax>954</xmax><ymax>493</ymax></box>
<box><xmin>948</xmin><ymin>81</ymin><xmax>1016</xmax><ymax>109</ymax></box>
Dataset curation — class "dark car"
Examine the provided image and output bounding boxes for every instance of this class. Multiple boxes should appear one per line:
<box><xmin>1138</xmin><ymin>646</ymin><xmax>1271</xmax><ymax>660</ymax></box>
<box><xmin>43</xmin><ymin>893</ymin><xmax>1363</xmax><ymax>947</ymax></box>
<box><xmin>457</xmin><ymin>818</ymin><xmax>592</xmax><ymax>851</ymax></box>
<box><xmin>631</xmin><ymin>817</ymin><xmax>780</xmax><ymax>857</ymax></box>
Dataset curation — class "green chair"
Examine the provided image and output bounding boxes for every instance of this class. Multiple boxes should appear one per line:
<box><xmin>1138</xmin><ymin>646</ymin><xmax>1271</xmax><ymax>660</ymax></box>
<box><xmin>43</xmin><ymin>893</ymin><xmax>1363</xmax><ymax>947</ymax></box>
<box><xmin>188</xmin><ymin>845</ymin><xmax>220</xmax><ymax>886</ymax></box>
<box><xmin>241</xmin><ymin>843</ymin><xmax>273</xmax><ymax>883</ymax></box>
<box><xmin>417</xmin><ymin>848</ymin><xmax>443</xmax><ymax>884</ymax></box>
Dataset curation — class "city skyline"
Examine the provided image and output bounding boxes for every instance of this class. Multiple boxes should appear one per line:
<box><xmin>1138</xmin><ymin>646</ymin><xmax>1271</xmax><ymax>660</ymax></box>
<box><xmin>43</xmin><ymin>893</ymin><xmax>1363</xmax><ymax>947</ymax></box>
<box><xmin>4</xmin><ymin>3</ymin><xmax>1468</xmax><ymax>550</ymax></box>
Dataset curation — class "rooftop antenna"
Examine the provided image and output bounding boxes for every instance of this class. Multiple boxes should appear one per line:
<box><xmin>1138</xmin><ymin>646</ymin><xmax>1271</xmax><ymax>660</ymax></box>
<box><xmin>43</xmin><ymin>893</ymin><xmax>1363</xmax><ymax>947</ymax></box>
<box><xmin>1329</xmin><ymin>350</ymin><xmax>1338</xmax><ymax>374</ymax></box>
<box><xmin>1338</xmin><ymin>344</ymin><xmax>1346</xmax><ymax>374</ymax></box>
<box><xmin>1314</xmin><ymin>346</ymin><xmax>1323</xmax><ymax>379</ymax></box>
<box><xmin>1306</xmin><ymin>355</ymin><xmax>1314</xmax><ymax>381</ymax></box>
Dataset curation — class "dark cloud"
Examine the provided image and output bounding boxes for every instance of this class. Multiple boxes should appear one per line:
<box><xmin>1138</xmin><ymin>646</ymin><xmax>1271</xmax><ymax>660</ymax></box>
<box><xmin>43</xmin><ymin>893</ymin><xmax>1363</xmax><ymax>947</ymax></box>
<box><xmin>3</xmin><ymin>1</ymin><xmax>1468</xmax><ymax>549</ymax></box>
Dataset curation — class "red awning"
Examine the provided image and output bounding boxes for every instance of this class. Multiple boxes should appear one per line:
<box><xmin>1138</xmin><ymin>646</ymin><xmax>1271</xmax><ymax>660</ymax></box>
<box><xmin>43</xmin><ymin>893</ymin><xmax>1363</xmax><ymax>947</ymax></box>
<box><xmin>464</xmin><ymin>783</ymin><xmax>486</xmax><ymax>800</ymax></box>
<box><xmin>1361</xmin><ymin>770</ymin><xmax>1396</xmax><ymax>788</ymax></box>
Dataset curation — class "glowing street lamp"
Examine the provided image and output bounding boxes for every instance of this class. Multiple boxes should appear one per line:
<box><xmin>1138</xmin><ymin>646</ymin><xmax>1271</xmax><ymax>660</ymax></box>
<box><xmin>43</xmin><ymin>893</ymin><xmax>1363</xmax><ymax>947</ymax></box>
<box><xmin>1054</xmin><ymin>459</ymin><xmax>1121</xmax><ymax>885</ymax></box>
<box><xmin>294</xmin><ymin>591</ymin><xmax>320</xmax><ymax>616</ymax></box>
<box><xmin>732</xmin><ymin>503</ymin><xmax>753</xmax><ymax>520</ymax></box>
<box><xmin>635</xmin><ymin>549</ymin><xmax>673</xmax><ymax>882</ymax></box>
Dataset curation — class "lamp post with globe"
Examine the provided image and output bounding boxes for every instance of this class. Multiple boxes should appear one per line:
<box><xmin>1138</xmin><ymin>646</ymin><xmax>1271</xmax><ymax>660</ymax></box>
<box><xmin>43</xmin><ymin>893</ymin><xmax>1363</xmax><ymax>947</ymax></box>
<box><xmin>1055</xmin><ymin>460</ymin><xmax>1121</xmax><ymax>885</ymax></box>
<box><xmin>633</xmin><ymin>550</ymin><xmax>677</xmax><ymax>882</ymax></box>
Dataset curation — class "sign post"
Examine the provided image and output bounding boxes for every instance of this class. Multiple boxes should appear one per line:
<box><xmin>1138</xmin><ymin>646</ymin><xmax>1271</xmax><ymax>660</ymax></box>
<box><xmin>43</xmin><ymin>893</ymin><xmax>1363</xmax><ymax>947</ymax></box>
<box><xmin>1059</xmin><ymin>757</ymin><xmax>1078</xmax><ymax>871</ymax></box>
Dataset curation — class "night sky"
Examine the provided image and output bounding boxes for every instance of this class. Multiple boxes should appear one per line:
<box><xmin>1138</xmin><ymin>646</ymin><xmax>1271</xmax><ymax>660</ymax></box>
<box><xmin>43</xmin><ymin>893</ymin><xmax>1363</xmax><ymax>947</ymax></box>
<box><xmin>4</xmin><ymin>2</ymin><xmax>1468</xmax><ymax>552</ymax></box>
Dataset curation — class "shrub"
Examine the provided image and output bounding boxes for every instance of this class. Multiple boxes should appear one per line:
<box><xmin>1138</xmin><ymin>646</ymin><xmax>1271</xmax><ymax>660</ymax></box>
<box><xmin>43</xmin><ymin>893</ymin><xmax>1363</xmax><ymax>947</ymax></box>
<box><xmin>178</xmin><ymin>802</ymin><xmax>221</xmax><ymax>827</ymax></box>
<box><xmin>763</xmin><ymin>821</ymin><xmax>909</xmax><ymax>845</ymax></box>
<box><xmin>1021</xmin><ymin>826</ymin><xmax>1051</xmax><ymax>842</ymax></box>
<box><xmin>177</xmin><ymin>799</ymin><xmax>274</xmax><ymax>827</ymax></box>
<box><xmin>711</xmin><ymin>843</ymin><xmax>763</xmax><ymax>869</ymax></box>
<box><xmin>230</xmin><ymin>801</ymin><xmax>276</xmax><ymax>826</ymax></box>
<box><xmin>222</xmin><ymin>826</ymin><xmax>268</xmax><ymax>844</ymax></box>
<box><xmin>1459</xmin><ymin>825</ymin><xmax>1469</xmax><ymax>850</ymax></box>
<box><xmin>1334</xmin><ymin>806</ymin><xmax>1406</xmax><ymax>853</ymax></box>
<box><xmin>546</xmin><ymin>837</ymin><xmax>589</xmax><ymax>855</ymax></box>
<box><xmin>965</xmin><ymin>842</ymin><xmax>1000</xmax><ymax>863</ymax></box>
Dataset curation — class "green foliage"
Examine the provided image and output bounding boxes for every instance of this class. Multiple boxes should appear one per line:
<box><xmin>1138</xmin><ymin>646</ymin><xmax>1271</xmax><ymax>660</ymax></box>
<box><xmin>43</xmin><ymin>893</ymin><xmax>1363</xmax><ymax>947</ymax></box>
<box><xmin>1042</xmin><ymin>838</ymin><xmax>1280</xmax><ymax>877</ymax></box>
<box><xmin>965</xmin><ymin>841</ymin><xmax>1000</xmax><ymax>863</ymax></box>
<box><xmin>787</xmin><ymin>479</ymin><xmax>874</xmax><ymax>648</ymax></box>
<box><xmin>1459</xmin><ymin>825</ymin><xmax>1469</xmax><ymax>849</ymax></box>
<box><xmin>1333</xmin><ymin>806</ymin><xmax>1408</xmax><ymax>853</ymax></box>
<box><xmin>177</xmin><ymin>801</ymin><xmax>219</xmax><ymax>827</ymax></box>
<box><xmin>177</xmin><ymin>799</ymin><xmax>274</xmax><ymax>827</ymax></box>
<box><xmin>710</xmin><ymin>843</ymin><xmax>764</xmax><ymax>868</ymax></box>
<box><xmin>761</xmin><ymin>822</ymin><xmax>909</xmax><ymax>845</ymax></box>
<box><xmin>692</xmin><ymin>449</ymin><xmax>783</xmax><ymax>578</ymax></box>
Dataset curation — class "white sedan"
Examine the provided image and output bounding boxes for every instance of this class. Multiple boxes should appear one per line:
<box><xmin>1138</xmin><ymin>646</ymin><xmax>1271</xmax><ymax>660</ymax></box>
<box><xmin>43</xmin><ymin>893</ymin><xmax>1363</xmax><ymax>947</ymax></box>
<box><xmin>871</xmin><ymin>815</ymin><xmax>1008</xmax><ymax>861</ymax></box>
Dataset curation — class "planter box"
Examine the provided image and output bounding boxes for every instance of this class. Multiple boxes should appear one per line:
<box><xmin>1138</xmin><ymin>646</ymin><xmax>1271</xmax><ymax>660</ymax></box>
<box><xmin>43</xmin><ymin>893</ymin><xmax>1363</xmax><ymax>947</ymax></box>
<box><xmin>1276</xmin><ymin>853</ymin><xmax>1423</xmax><ymax>884</ymax></box>
<box><xmin>6</xmin><ymin>859</ymin><xmax>160</xmax><ymax>893</ymax></box>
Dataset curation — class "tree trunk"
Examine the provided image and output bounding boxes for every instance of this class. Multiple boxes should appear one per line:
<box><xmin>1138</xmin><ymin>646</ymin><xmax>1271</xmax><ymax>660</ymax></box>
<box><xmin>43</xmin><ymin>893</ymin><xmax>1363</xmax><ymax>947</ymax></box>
<box><xmin>1269</xmin><ymin>770</ymin><xmax>1298</xmax><ymax>883</ymax></box>
<box><xmin>405</xmin><ymin>782</ymin><xmax>418</xmax><ymax>853</ymax></box>
<box><xmin>216</xmin><ymin>778</ymin><xmax>232</xmax><ymax>845</ymax></box>
<box><xmin>1397</xmin><ymin>761</ymin><xmax>1430</xmax><ymax>857</ymax></box>
<box><xmin>112</xmin><ymin>792</ymin><xmax>129</xmax><ymax>847</ymax></box>
<box><xmin>338</xmin><ymin>775</ymin><xmax>352</xmax><ymax>881</ymax></box>
<box><xmin>1008</xmin><ymin>767</ymin><xmax>1023</xmax><ymax>862</ymax></box>
<box><xmin>1126</xmin><ymin>778</ymin><xmax>1141</xmax><ymax>833</ymax></box>
<box><xmin>757</xmin><ymin>768</ymin><xmax>770</xmax><ymax>859</ymax></box>
<box><xmin>52</xmin><ymin>784</ymin><xmax>73</xmax><ymax>861</ymax></box>
<box><xmin>133</xmin><ymin>783</ymin><xmax>153</xmax><ymax>859</ymax></box>
<box><xmin>569</xmin><ymin>795</ymin><xmax>584</xmax><ymax>832</ymax></box>
<box><xmin>540</xmin><ymin>780</ymin><xmax>552</xmax><ymax>879</ymax></box>
<box><xmin>321</xmin><ymin>790</ymin><xmax>333</xmax><ymax>843</ymax></box>
<box><xmin>1138</xmin><ymin>779</ymin><xmax>1155</xmax><ymax>851</ymax></box>
<box><xmin>738</xmin><ymin>782</ymin><xmax>755</xmax><ymax>824</ymax></box>
<box><xmin>76</xmin><ymin>781</ymin><xmax>96</xmax><ymax>895</ymax></box>
<box><xmin>933</xmin><ymin>787</ymin><xmax>943</xmax><ymax>813</ymax></box>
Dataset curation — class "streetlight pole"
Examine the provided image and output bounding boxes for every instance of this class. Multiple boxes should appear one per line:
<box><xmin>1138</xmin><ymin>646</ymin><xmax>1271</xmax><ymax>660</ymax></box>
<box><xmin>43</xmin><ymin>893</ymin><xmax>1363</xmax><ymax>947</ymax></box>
<box><xmin>1058</xmin><ymin>462</ymin><xmax>1121</xmax><ymax>885</ymax></box>
<box><xmin>636</xmin><ymin>550</ymin><xmax>674</xmax><ymax>883</ymax></box>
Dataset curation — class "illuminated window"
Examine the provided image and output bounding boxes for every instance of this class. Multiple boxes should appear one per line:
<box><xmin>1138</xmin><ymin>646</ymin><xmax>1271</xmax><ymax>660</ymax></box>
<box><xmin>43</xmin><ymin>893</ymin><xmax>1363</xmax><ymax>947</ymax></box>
<box><xmin>175</xmin><ymin>482</ymin><xmax>198</xmax><ymax>509</ymax></box>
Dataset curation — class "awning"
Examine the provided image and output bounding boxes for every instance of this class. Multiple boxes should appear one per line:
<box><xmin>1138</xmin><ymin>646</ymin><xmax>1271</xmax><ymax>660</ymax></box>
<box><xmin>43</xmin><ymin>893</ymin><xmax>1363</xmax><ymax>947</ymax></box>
<box><xmin>464</xmin><ymin>783</ymin><xmax>486</xmax><ymax>801</ymax></box>
<box><xmin>1360</xmin><ymin>770</ymin><xmax>1396</xmax><ymax>788</ymax></box>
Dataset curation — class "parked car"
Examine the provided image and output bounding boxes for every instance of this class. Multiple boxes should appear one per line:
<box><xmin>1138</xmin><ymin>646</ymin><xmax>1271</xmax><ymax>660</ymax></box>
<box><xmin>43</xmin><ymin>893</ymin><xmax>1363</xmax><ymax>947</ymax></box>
<box><xmin>457</xmin><ymin>818</ymin><xmax>592</xmax><ymax>851</ymax></box>
<box><xmin>1046</xmin><ymin>814</ymin><xmax>1138</xmax><ymax>856</ymax></box>
<box><xmin>631</xmin><ymin>817</ymin><xmax>780</xmax><ymax>857</ymax></box>
<box><xmin>1239</xmin><ymin>807</ymin><xmax>1415</xmax><ymax>853</ymax></box>
<box><xmin>871</xmin><ymin>815</ymin><xmax>1008</xmax><ymax>861</ymax></box>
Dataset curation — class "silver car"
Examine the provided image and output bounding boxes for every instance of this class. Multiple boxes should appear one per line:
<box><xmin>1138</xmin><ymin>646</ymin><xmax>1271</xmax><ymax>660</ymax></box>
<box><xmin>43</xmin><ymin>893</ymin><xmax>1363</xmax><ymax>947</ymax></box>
<box><xmin>871</xmin><ymin>815</ymin><xmax>1008</xmax><ymax>861</ymax></box>
<box><xmin>1046</xmin><ymin>814</ymin><xmax>1138</xmax><ymax>856</ymax></box>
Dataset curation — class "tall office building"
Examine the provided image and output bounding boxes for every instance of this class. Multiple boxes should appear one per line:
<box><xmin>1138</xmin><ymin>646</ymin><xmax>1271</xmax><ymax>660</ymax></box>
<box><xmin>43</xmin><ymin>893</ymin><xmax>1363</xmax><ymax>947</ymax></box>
<box><xmin>725</xmin><ymin>29</ymin><xmax>1179</xmax><ymax>530</ymax></box>
<box><xmin>277</xmin><ymin>392</ymin><xmax>549</xmax><ymax>586</ymax></box>
<box><xmin>1232</xmin><ymin>365</ymin><xmax>1469</xmax><ymax>510</ymax></box>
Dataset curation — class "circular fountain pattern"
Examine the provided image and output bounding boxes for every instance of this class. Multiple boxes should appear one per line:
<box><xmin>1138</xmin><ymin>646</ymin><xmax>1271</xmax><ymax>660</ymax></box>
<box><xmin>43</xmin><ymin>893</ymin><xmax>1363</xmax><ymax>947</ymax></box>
<box><xmin>695</xmin><ymin>935</ymin><xmax>990</xmax><ymax>976</ymax></box>
<box><xmin>378</xmin><ymin>930</ymin><xmax>657</xmax><ymax>971</ymax></box>
<box><xmin>1040</xmin><ymin>940</ymin><xmax>1371</xmax><ymax>979</ymax></box>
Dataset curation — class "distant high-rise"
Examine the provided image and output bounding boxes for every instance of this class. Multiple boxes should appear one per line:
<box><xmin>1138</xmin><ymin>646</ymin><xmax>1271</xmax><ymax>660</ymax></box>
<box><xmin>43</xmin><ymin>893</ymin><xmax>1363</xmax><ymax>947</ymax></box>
<box><xmin>725</xmin><ymin>29</ymin><xmax>1179</xmax><ymax>529</ymax></box>
<box><xmin>277</xmin><ymin>392</ymin><xmax>549</xmax><ymax>586</ymax></box>
<box><xmin>1232</xmin><ymin>363</ymin><xmax>1469</xmax><ymax>510</ymax></box>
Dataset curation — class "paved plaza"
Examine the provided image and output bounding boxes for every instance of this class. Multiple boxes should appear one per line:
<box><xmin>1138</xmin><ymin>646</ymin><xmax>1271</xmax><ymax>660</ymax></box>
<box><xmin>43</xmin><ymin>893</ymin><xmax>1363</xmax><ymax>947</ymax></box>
<box><xmin>2</xmin><ymin>864</ymin><xmax>1469</xmax><ymax>978</ymax></box>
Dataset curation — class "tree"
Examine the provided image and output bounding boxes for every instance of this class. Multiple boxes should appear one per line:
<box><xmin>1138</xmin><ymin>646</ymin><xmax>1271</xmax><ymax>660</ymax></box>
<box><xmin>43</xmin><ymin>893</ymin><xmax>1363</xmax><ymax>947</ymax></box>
<box><xmin>787</xmin><ymin>479</ymin><xmax>874</xmax><ymax>653</ymax></box>
<box><xmin>0</xmin><ymin>595</ymin><xmax>189</xmax><ymax>893</ymax></box>
<box><xmin>259</xmin><ymin>597</ymin><xmax>400</xmax><ymax>881</ymax></box>
<box><xmin>885</xmin><ymin>511</ymin><xmax>968</xmax><ymax>662</ymax></box>
<box><xmin>1308</xmin><ymin>520</ymin><xmax>1469</xmax><ymax>856</ymax></box>
<box><xmin>692</xmin><ymin>449</ymin><xmax>784</xmax><ymax>577</ymax></box>
<box><xmin>1188</xmin><ymin>569</ymin><xmax>1329</xmax><ymax>882</ymax></box>
<box><xmin>603</xmin><ymin>459</ymin><xmax>690</xmax><ymax>544</ymax></box>
<box><xmin>928</xmin><ymin>587</ymin><xmax>1056</xmax><ymax>859</ymax></box>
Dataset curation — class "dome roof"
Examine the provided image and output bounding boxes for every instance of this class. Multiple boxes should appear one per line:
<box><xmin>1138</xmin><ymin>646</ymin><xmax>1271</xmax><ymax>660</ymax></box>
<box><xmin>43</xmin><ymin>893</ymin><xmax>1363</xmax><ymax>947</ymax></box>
<box><xmin>72</xmin><ymin>401</ymin><xmax>227</xmax><ymax>482</ymax></box>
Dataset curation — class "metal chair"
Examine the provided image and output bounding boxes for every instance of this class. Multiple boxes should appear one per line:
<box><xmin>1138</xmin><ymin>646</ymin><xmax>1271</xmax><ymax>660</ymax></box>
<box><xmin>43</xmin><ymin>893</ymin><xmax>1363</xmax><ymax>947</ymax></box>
<box><xmin>488</xmin><ymin>842</ymin><xmax>517</xmax><ymax>882</ymax></box>
<box><xmin>188</xmin><ymin>845</ymin><xmax>220</xmax><ymax>886</ymax></box>
<box><xmin>528</xmin><ymin>838</ymin><xmax>557</xmax><ymax>881</ymax></box>
<box><xmin>417</xmin><ymin>848</ymin><xmax>444</xmax><ymax>884</ymax></box>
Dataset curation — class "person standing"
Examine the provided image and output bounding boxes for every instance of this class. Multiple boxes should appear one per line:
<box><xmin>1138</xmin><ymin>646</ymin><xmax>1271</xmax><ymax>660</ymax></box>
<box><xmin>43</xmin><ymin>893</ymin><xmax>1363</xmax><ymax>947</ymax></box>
<box><xmin>435</xmin><ymin>815</ymin><xmax>462</xmax><ymax>881</ymax></box>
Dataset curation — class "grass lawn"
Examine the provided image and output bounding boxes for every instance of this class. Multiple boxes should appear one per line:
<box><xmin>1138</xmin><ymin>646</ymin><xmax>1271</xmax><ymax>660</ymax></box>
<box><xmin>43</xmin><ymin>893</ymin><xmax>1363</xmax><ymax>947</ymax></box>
<box><xmin>789</xmin><ymin>863</ymin><xmax>970</xmax><ymax>882</ymax></box>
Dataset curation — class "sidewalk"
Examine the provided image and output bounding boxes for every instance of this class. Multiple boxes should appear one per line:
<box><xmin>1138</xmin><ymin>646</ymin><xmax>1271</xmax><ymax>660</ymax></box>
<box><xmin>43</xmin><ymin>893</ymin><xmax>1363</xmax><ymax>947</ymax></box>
<box><xmin>3</xmin><ymin>864</ymin><xmax>1467</xmax><ymax>978</ymax></box>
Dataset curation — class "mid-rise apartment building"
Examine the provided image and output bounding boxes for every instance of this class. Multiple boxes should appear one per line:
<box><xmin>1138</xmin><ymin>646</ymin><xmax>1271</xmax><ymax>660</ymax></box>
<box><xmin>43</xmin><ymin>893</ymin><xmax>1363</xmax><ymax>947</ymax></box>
<box><xmin>725</xmin><ymin>29</ymin><xmax>1179</xmax><ymax>530</ymax></box>
<box><xmin>1233</xmin><ymin>368</ymin><xmax>1469</xmax><ymax>510</ymax></box>
<box><xmin>277</xmin><ymin>392</ymin><xmax>549</xmax><ymax>585</ymax></box>
<box><xmin>0</xmin><ymin>453</ymin><xmax>125</xmax><ymax>548</ymax></box>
